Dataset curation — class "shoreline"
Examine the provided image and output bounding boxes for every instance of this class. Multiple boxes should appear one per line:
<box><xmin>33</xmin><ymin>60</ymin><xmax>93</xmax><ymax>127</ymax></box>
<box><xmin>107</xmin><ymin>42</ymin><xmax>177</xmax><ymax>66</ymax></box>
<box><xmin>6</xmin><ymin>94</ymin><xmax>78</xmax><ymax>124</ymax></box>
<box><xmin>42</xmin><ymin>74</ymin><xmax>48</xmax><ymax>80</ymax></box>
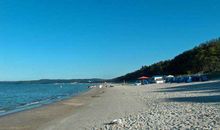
<box><xmin>0</xmin><ymin>81</ymin><xmax>220</xmax><ymax>130</ymax></box>
<box><xmin>0</xmin><ymin>87</ymin><xmax>91</xmax><ymax>118</ymax></box>
<box><xmin>0</xmin><ymin>87</ymin><xmax>106</xmax><ymax>130</ymax></box>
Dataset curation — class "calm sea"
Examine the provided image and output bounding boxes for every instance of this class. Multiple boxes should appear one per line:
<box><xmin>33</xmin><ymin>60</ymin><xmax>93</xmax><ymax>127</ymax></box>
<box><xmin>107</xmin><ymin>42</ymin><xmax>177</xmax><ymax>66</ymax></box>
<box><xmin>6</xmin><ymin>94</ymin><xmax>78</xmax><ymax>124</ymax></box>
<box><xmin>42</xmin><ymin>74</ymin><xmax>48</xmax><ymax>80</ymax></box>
<box><xmin>0</xmin><ymin>83</ymin><xmax>90</xmax><ymax>116</ymax></box>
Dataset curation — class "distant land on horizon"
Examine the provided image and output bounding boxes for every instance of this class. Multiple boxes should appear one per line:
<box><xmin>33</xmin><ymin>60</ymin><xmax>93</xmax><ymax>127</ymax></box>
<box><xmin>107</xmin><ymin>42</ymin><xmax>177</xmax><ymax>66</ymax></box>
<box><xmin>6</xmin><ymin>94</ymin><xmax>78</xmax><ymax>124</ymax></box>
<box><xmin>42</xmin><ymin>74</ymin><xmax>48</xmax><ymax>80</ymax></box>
<box><xmin>114</xmin><ymin>37</ymin><xmax>220</xmax><ymax>82</ymax></box>
<box><xmin>0</xmin><ymin>78</ymin><xmax>107</xmax><ymax>84</ymax></box>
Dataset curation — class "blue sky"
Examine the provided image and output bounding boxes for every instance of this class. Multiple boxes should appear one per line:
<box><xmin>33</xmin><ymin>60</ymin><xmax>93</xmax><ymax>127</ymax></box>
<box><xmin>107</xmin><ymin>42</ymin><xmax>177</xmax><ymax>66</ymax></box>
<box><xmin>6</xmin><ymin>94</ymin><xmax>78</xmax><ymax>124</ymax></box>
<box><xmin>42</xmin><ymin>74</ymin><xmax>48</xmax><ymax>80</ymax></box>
<box><xmin>0</xmin><ymin>0</ymin><xmax>220</xmax><ymax>80</ymax></box>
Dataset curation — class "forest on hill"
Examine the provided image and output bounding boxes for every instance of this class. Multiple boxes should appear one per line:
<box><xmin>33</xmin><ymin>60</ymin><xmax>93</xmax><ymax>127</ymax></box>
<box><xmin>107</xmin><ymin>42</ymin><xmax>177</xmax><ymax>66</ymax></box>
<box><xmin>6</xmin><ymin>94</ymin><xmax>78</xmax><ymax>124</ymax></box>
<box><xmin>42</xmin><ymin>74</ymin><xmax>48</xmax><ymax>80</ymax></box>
<box><xmin>114</xmin><ymin>38</ymin><xmax>220</xmax><ymax>82</ymax></box>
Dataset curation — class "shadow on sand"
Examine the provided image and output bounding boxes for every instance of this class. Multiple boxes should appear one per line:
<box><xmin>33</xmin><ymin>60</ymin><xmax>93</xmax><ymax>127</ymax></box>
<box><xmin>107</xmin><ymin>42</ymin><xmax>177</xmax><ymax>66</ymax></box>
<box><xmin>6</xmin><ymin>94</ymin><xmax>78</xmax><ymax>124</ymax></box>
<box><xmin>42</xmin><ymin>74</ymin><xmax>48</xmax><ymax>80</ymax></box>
<box><xmin>158</xmin><ymin>81</ymin><xmax>220</xmax><ymax>103</ymax></box>
<box><xmin>167</xmin><ymin>95</ymin><xmax>220</xmax><ymax>103</ymax></box>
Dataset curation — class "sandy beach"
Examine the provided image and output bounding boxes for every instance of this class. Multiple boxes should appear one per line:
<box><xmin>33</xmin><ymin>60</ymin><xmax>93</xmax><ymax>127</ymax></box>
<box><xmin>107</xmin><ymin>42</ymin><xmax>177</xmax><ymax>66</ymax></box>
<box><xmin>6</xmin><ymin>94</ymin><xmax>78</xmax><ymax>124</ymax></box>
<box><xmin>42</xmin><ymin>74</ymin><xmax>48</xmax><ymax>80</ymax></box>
<box><xmin>0</xmin><ymin>87</ymin><xmax>106</xmax><ymax>130</ymax></box>
<box><xmin>0</xmin><ymin>81</ymin><xmax>220</xmax><ymax>130</ymax></box>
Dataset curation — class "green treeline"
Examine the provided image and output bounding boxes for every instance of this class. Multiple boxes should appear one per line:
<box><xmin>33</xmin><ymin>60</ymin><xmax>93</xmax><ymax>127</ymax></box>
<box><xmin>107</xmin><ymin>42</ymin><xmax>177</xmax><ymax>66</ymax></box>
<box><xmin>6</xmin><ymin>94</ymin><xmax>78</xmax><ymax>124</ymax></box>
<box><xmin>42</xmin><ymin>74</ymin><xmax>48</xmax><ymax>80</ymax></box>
<box><xmin>114</xmin><ymin>38</ymin><xmax>220</xmax><ymax>82</ymax></box>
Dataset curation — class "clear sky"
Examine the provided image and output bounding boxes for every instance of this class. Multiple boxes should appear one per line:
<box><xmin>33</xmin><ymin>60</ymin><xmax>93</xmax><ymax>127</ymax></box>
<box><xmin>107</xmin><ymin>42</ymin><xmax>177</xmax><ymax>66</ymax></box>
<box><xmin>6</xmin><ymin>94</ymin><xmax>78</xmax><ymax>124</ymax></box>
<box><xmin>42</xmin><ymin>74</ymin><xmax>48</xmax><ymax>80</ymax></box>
<box><xmin>0</xmin><ymin>0</ymin><xmax>220</xmax><ymax>80</ymax></box>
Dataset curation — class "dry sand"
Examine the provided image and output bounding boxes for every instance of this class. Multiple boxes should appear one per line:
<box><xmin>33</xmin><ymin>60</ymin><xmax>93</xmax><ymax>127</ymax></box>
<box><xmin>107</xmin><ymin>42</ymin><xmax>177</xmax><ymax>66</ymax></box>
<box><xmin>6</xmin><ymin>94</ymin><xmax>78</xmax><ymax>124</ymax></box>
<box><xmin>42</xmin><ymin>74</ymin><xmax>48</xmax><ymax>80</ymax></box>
<box><xmin>0</xmin><ymin>81</ymin><xmax>220</xmax><ymax>130</ymax></box>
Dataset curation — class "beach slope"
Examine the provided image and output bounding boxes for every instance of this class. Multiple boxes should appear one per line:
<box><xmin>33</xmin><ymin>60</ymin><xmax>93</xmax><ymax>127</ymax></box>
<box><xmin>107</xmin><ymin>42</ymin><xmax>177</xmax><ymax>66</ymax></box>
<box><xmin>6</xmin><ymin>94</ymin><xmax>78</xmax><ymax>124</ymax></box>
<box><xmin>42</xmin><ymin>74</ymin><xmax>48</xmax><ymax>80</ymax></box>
<box><xmin>0</xmin><ymin>81</ymin><xmax>220</xmax><ymax>130</ymax></box>
<box><xmin>41</xmin><ymin>81</ymin><xmax>220</xmax><ymax>130</ymax></box>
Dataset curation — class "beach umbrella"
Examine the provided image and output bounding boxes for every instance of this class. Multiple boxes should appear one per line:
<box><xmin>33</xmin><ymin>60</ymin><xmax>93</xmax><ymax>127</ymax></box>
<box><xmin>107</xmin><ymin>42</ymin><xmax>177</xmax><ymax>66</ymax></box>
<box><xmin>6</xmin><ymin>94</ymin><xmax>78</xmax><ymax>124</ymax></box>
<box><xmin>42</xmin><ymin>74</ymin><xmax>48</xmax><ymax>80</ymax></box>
<box><xmin>138</xmin><ymin>76</ymin><xmax>150</xmax><ymax>85</ymax></box>
<box><xmin>138</xmin><ymin>76</ymin><xmax>149</xmax><ymax>80</ymax></box>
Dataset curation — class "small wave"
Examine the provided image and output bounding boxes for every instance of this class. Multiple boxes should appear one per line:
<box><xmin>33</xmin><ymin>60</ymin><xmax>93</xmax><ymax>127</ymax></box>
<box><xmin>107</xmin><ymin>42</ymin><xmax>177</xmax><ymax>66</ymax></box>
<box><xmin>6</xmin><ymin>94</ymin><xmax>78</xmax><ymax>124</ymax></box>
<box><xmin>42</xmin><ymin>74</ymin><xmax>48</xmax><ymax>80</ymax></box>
<box><xmin>16</xmin><ymin>101</ymin><xmax>40</xmax><ymax>109</ymax></box>
<box><xmin>26</xmin><ymin>101</ymin><xmax>40</xmax><ymax>106</ymax></box>
<box><xmin>0</xmin><ymin>110</ymin><xmax>6</xmax><ymax>113</ymax></box>
<box><xmin>57</xmin><ymin>96</ymin><xmax>63</xmax><ymax>99</ymax></box>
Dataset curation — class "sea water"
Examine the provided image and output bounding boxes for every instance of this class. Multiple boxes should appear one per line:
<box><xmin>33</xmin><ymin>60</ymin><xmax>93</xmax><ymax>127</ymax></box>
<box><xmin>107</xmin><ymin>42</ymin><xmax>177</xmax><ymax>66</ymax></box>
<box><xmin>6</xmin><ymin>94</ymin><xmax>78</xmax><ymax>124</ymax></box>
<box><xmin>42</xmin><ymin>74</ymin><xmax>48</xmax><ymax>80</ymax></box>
<box><xmin>0</xmin><ymin>83</ymin><xmax>90</xmax><ymax>116</ymax></box>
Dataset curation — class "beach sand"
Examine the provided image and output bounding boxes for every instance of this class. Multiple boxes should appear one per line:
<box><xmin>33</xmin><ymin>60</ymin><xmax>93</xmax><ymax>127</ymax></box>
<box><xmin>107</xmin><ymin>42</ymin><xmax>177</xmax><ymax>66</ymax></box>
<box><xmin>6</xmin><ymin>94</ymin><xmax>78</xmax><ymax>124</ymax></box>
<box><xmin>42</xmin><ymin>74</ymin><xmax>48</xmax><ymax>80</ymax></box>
<box><xmin>0</xmin><ymin>81</ymin><xmax>220</xmax><ymax>130</ymax></box>
<box><xmin>0</xmin><ymin>88</ymin><xmax>106</xmax><ymax>130</ymax></box>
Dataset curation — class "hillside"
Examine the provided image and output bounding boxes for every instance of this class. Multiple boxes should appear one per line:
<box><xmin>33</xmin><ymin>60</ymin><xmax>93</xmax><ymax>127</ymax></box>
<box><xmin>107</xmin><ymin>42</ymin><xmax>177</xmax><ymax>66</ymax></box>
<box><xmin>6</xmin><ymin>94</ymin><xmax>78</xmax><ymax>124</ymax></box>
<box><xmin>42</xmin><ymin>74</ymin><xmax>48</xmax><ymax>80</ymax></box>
<box><xmin>114</xmin><ymin>38</ymin><xmax>220</xmax><ymax>82</ymax></box>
